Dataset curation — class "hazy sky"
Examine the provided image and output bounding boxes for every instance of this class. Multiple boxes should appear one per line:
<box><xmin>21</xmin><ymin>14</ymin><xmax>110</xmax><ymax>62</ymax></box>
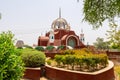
<box><xmin>0</xmin><ymin>0</ymin><xmax>111</xmax><ymax>46</ymax></box>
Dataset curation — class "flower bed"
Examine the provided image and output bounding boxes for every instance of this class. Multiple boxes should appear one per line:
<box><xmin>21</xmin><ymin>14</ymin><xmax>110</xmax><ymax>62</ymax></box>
<box><xmin>46</xmin><ymin>61</ymin><xmax>115</xmax><ymax>80</ymax></box>
<box><xmin>47</xmin><ymin>49</ymin><xmax>108</xmax><ymax>72</ymax></box>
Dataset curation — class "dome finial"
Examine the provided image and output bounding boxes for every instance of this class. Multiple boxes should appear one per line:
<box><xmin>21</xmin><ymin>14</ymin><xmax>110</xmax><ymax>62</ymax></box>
<box><xmin>59</xmin><ymin>8</ymin><xmax>61</xmax><ymax>18</ymax></box>
<box><xmin>81</xmin><ymin>28</ymin><xmax>83</xmax><ymax>33</ymax></box>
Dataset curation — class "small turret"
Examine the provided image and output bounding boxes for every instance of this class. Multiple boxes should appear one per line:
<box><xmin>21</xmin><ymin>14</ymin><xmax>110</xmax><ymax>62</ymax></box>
<box><xmin>80</xmin><ymin>29</ymin><xmax>85</xmax><ymax>43</ymax></box>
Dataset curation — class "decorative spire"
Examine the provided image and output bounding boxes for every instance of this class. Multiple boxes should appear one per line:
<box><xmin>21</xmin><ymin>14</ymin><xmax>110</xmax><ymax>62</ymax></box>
<box><xmin>80</xmin><ymin>28</ymin><xmax>85</xmax><ymax>43</ymax></box>
<box><xmin>81</xmin><ymin>28</ymin><xmax>83</xmax><ymax>33</ymax></box>
<box><xmin>59</xmin><ymin>8</ymin><xmax>61</xmax><ymax>18</ymax></box>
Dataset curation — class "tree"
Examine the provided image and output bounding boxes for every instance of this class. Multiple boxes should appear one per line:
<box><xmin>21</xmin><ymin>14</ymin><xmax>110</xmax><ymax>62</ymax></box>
<box><xmin>0</xmin><ymin>31</ymin><xmax>24</xmax><ymax>80</ymax></box>
<box><xmin>106</xmin><ymin>22</ymin><xmax>120</xmax><ymax>49</ymax></box>
<box><xmin>83</xmin><ymin>0</ymin><xmax>120</xmax><ymax>28</ymax></box>
<box><xmin>93</xmin><ymin>37</ymin><xmax>109</xmax><ymax>50</ymax></box>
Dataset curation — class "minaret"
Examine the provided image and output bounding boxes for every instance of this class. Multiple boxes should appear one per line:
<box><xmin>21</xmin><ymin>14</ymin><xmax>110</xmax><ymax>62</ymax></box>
<box><xmin>80</xmin><ymin>29</ymin><xmax>85</xmax><ymax>43</ymax></box>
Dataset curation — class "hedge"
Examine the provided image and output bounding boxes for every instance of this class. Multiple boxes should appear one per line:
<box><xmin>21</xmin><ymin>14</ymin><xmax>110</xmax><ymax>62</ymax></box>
<box><xmin>50</xmin><ymin>48</ymin><xmax>108</xmax><ymax>72</ymax></box>
<box><xmin>21</xmin><ymin>48</ymin><xmax>46</xmax><ymax>67</ymax></box>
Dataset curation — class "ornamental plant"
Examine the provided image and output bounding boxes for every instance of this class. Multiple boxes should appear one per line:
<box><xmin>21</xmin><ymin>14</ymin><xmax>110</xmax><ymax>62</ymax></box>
<box><xmin>53</xmin><ymin>48</ymin><xmax>108</xmax><ymax>72</ymax></box>
<box><xmin>21</xmin><ymin>48</ymin><xmax>46</xmax><ymax>67</ymax></box>
<box><xmin>46</xmin><ymin>46</ymin><xmax>54</xmax><ymax>51</ymax></box>
<box><xmin>23</xmin><ymin>45</ymin><xmax>33</xmax><ymax>49</ymax></box>
<box><xmin>57</xmin><ymin>45</ymin><xmax>65</xmax><ymax>50</ymax></box>
<box><xmin>0</xmin><ymin>31</ymin><xmax>24</xmax><ymax>80</ymax></box>
<box><xmin>35</xmin><ymin>46</ymin><xmax>44</xmax><ymax>51</ymax></box>
<box><xmin>114</xmin><ymin>66</ymin><xmax>120</xmax><ymax>78</ymax></box>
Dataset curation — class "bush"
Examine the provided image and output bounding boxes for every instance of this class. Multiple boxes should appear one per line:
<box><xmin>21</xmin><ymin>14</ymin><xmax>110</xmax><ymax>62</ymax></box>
<box><xmin>46</xmin><ymin>59</ymin><xmax>52</xmax><ymax>65</ymax></box>
<box><xmin>0</xmin><ymin>31</ymin><xmax>24</xmax><ymax>80</ymax></box>
<box><xmin>46</xmin><ymin>46</ymin><xmax>54</xmax><ymax>51</ymax></box>
<box><xmin>57</xmin><ymin>45</ymin><xmax>65</xmax><ymax>50</ymax></box>
<box><xmin>114</xmin><ymin>66</ymin><xmax>120</xmax><ymax>78</ymax></box>
<box><xmin>53</xmin><ymin>49</ymin><xmax>108</xmax><ymax>71</ymax></box>
<box><xmin>35</xmin><ymin>46</ymin><xmax>44</xmax><ymax>51</ymax></box>
<box><xmin>21</xmin><ymin>48</ymin><xmax>46</xmax><ymax>67</ymax></box>
<box><xmin>24</xmin><ymin>45</ymin><xmax>33</xmax><ymax>49</ymax></box>
<box><xmin>62</xmin><ymin>49</ymin><xmax>75</xmax><ymax>55</ymax></box>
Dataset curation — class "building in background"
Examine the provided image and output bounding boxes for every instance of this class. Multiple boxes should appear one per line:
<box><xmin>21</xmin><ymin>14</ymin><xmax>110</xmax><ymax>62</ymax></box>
<box><xmin>38</xmin><ymin>9</ymin><xmax>85</xmax><ymax>49</ymax></box>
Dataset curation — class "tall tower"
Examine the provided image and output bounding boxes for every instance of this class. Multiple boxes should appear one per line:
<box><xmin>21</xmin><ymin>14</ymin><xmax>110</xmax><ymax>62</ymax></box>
<box><xmin>80</xmin><ymin>29</ymin><xmax>85</xmax><ymax>43</ymax></box>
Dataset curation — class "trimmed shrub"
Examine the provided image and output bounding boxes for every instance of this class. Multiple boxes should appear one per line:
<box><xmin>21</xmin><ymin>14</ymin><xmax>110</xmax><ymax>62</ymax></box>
<box><xmin>62</xmin><ymin>49</ymin><xmax>75</xmax><ymax>55</ymax></box>
<box><xmin>54</xmin><ymin>55</ymin><xmax>63</xmax><ymax>66</ymax></box>
<box><xmin>35</xmin><ymin>46</ymin><xmax>44</xmax><ymax>51</ymax></box>
<box><xmin>114</xmin><ymin>66</ymin><xmax>120</xmax><ymax>78</ymax></box>
<box><xmin>53</xmin><ymin>48</ymin><xmax>108</xmax><ymax>71</ymax></box>
<box><xmin>0</xmin><ymin>31</ymin><xmax>24</xmax><ymax>80</ymax></box>
<box><xmin>46</xmin><ymin>46</ymin><xmax>54</xmax><ymax>51</ymax></box>
<box><xmin>24</xmin><ymin>45</ymin><xmax>33</xmax><ymax>49</ymax></box>
<box><xmin>21</xmin><ymin>48</ymin><xmax>46</xmax><ymax>67</ymax></box>
<box><xmin>57</xmin><ymin>45</ymin><xmax>65</xmax><ymax>50</ymax></box>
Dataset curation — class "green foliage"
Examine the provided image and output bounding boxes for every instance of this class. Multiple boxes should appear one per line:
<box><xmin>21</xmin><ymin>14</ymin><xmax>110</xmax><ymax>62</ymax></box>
<box><xmin>93</xmin><ymin>37</ymin><xmax>109</xmax><ymax>50</ymax></box>
<box><xmin>54</xmin><ymin>55</ymin><xmax>63</xmax><ymax>66</ymax></box>
<box><xmin>23</xmin><ymin>45</ymin><xmax>33</xmax><ymax>49</ymax></box>
<box><xmin>114</xmin><ymin>66</ymin><xmax>120</xmax><ymax>77</ymax></box>
<box><xmin>57</xmin><ymin>45</ymin><xmax>65</xmax><ymax>50</ymax></box>
<box><xmin>46</xmin><ymin>46</ymin><xmax>54</xmax><ymax>51</ymax></box>
<box><xmin>17</xmin><ymin>47</ymin><xmax>23</xmax><ymax>49</ymax></box>
<box><xmin>21</xmin><ymin>48</ymin><xmax>46</xmax><ymax>67</ymax></box>
<box><xmin>53</xmin><ymin>49</ymin><xmax>108</xmax><ymax>72</ymax></box>
<box><xmin>0</xmin><ymin>31</ymin><xmax>24</xmax><ymax>80</ymax></box>
<box><xmin>83</xmin><ymin>0</ymin><xmax>120</xmax><ymax>28</ymax></box>
<box><xmin>35</xmin><ymin>46</ymin><xmax>44</xmax><ymax>51</ymax></box>
<box><xmin>106</xmin><ymin>22</ymin><xmax>120</xmax><ymax>49</ymax></box>
<box><xmin>46</xmin><ymin>59</ymin><xmax>52</xmax><ymax>65</ymax></box>
<box><xmin>14</xmin><ymin>48</ymin><xmax>23</xmax><ymax>56</ymax></box>
<box><xmin>62</xmin><ymin>49</ymin><xmax>75</xmax><ymax>55</ymax></box>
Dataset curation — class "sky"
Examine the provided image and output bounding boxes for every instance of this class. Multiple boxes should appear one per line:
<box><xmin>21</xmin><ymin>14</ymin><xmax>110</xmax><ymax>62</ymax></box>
<box><xmin>0</xmin><ymin>0</ymin><xmax>111</xmax><ymax>46</ymax></box>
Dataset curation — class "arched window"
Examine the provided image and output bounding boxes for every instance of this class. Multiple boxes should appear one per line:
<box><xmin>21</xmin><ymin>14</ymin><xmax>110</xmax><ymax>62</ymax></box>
<box><xmin>51</xmin><ymin>36</ymin><xmax>54</xmax><ymax>39</ymax></box>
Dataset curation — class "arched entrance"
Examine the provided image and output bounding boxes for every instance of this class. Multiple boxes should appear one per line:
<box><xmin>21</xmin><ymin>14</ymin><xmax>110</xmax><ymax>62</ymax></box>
<box><xmin>67</xmin><ymin>37</ymin><xmax>77</xmax><ymax>48</ymax></box>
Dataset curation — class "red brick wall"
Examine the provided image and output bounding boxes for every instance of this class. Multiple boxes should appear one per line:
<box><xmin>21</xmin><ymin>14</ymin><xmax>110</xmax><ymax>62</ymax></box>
<box><xmin>106</xmin><ymin>51</ymin><xmax>120</xmax><ymax>60</ymax></box>
<box><xmin>106</xmin><ymin>51</ymin><xmax>120</xmax><ymax>55</ymax></box>
<box><xmin>23</xmin><ymin>68</ymin><xmax>41</xmax><ymax>80</ymax></box>
<box><xmin>46</xmin><ymin>65</ymin><xmax>115</xmax><ymax>80</ymax></box>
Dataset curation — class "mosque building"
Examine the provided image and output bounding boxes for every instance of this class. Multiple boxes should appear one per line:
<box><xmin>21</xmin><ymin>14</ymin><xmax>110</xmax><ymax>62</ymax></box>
<box><xmin>38</xmin><ymin>9</ymin><xmax>85</xmax><ymax>49</ymax></box>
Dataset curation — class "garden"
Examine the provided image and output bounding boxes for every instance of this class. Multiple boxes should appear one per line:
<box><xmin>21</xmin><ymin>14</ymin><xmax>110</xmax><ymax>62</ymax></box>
<box><xmin>0</xmin><ymin>31</ymin><xmax>115</xmax><ymax>80</ymax></box>
<box><xmin>47</xmin><ymin>48</ymin><xmax>108</xmax><ymax>72</ymax></box>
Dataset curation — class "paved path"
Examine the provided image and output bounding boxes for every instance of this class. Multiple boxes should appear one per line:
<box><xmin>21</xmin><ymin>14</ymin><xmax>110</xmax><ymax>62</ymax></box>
<box><xmin>40</xmin><ymin>77</ymin><xmax>49</xmax><ymax>80</ymax></box>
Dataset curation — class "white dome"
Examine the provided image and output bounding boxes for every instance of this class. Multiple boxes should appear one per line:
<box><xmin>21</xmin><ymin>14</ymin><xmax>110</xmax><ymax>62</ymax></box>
<box><xmin>51</xmin><ymin>18</ymin><xmax>70</xmax><ymax>30</ymax></box>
